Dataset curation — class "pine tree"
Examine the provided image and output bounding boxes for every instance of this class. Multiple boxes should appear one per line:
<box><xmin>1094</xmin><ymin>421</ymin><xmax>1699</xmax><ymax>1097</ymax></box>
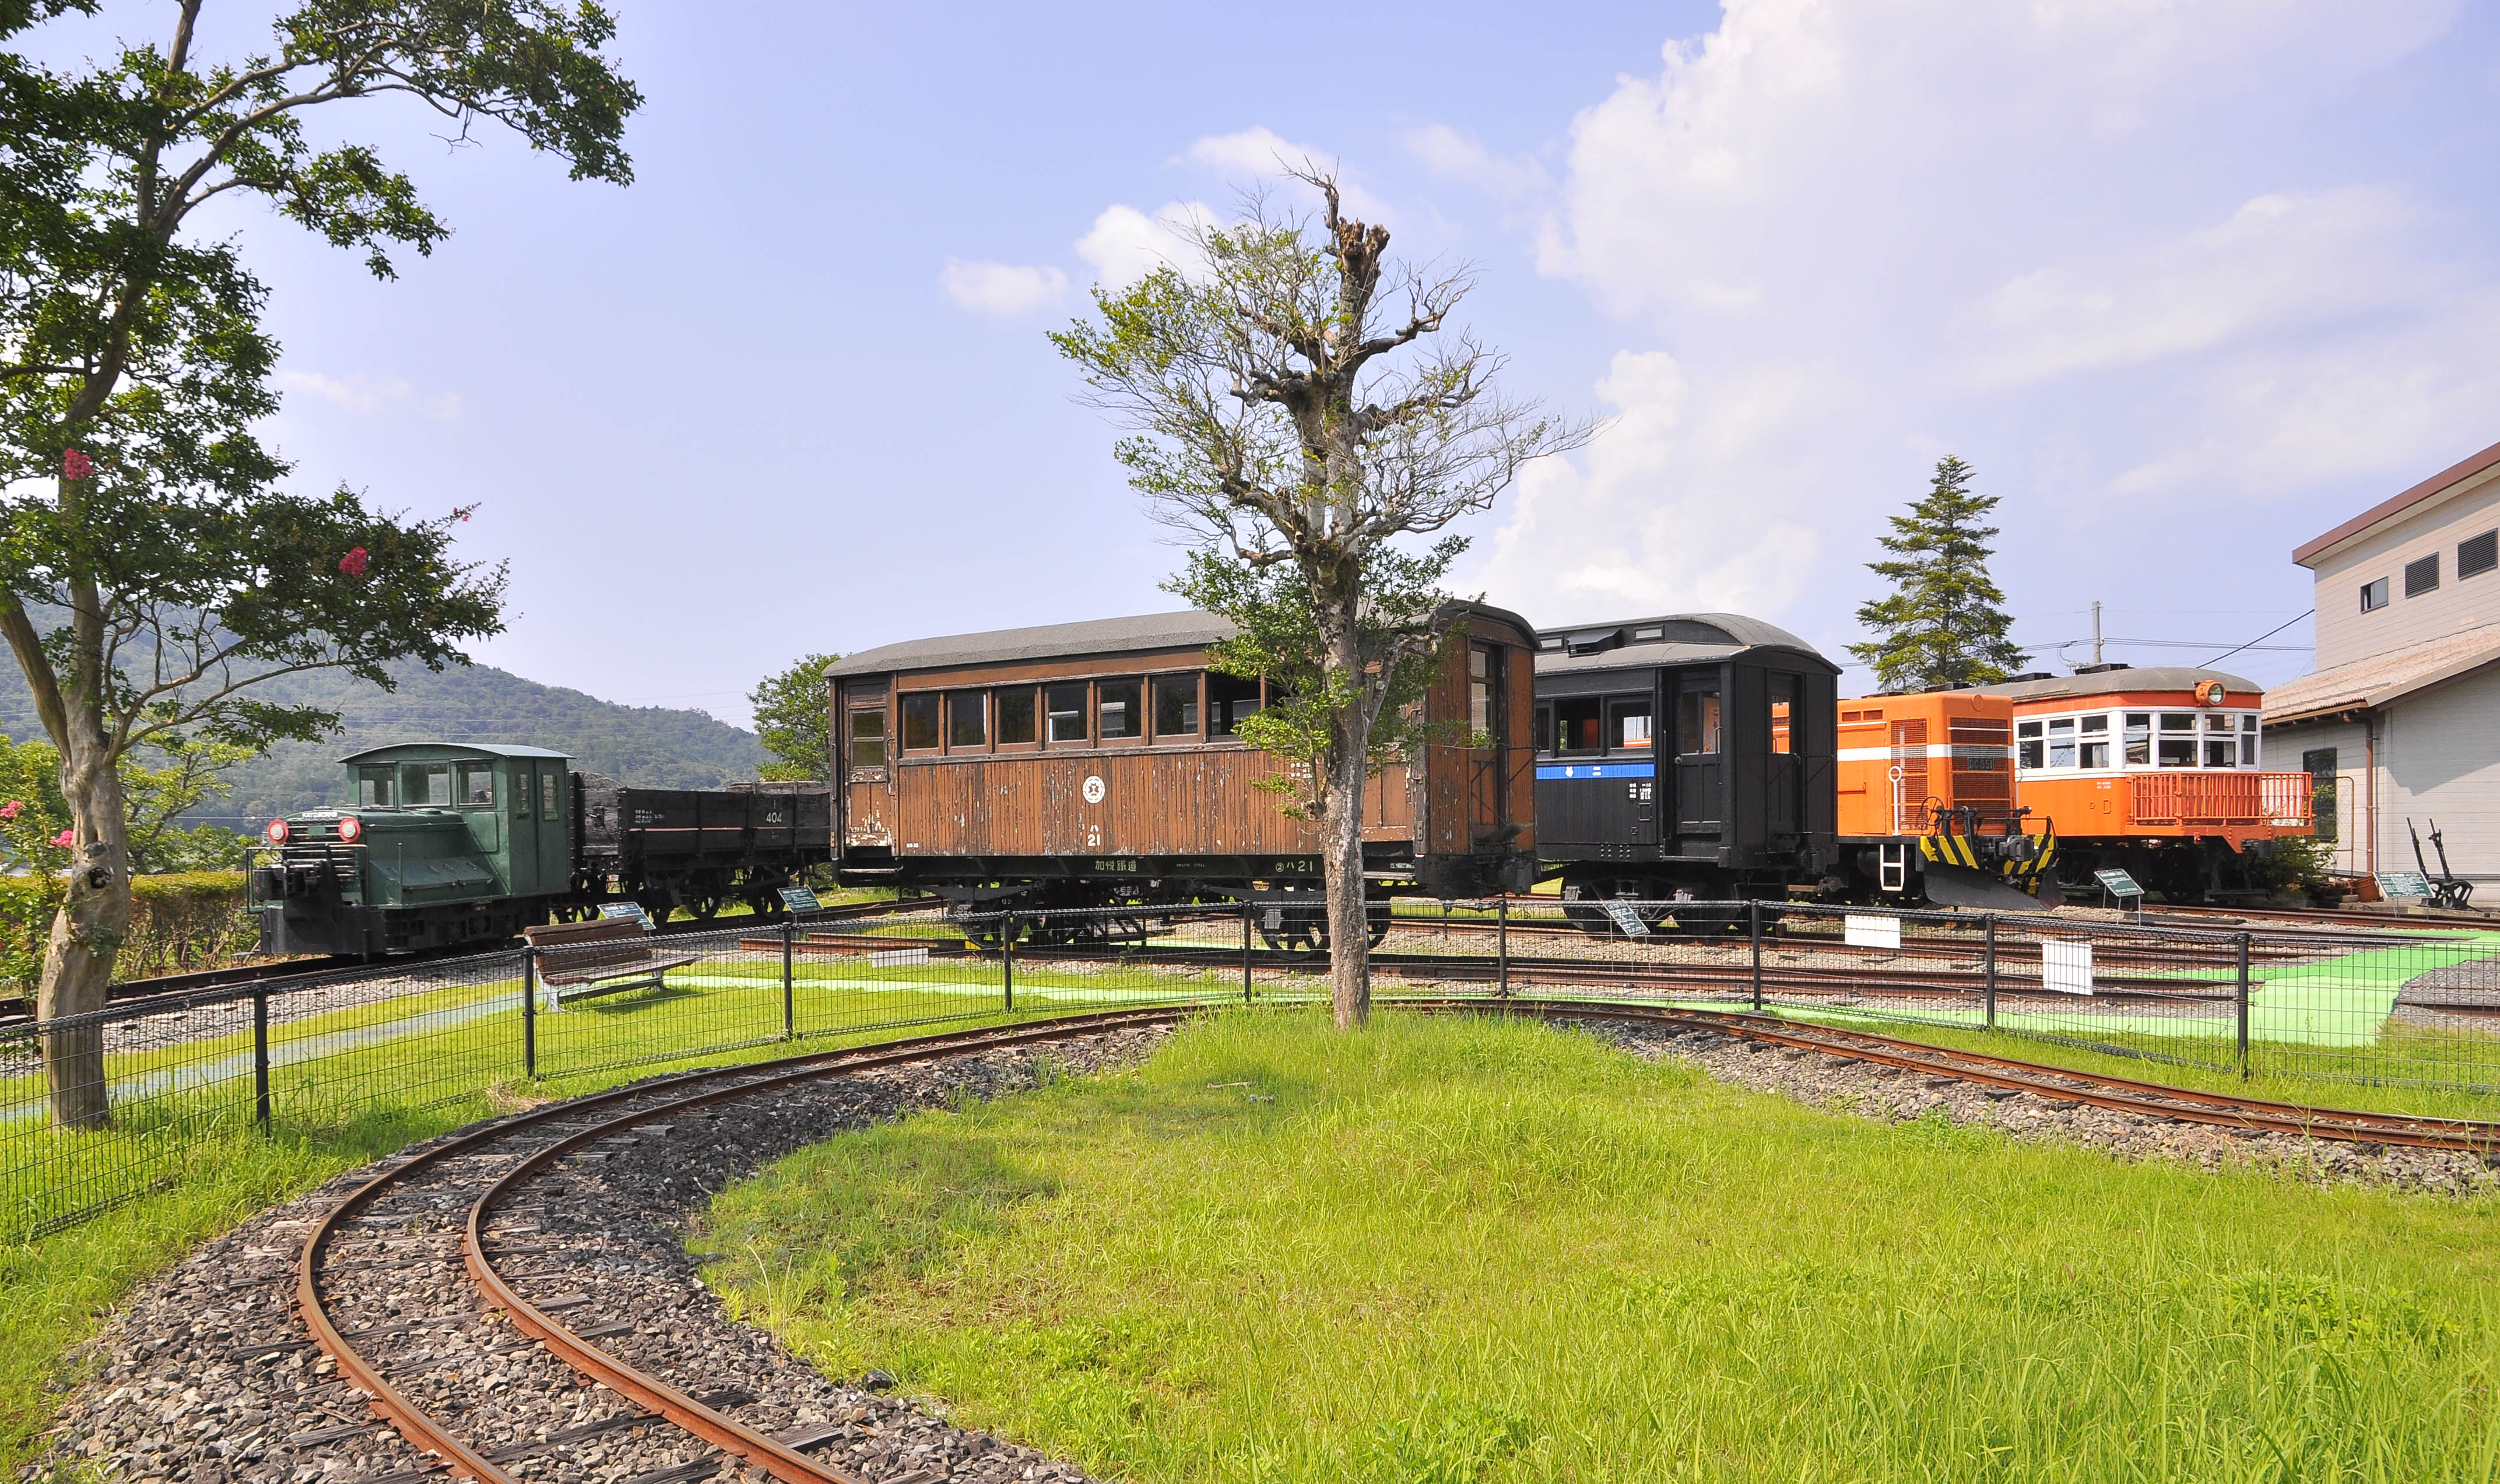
<box><xmin>1849</xmin><ymin>456</ymin><xmax>2028</xmax><ymax>691</ymax></box>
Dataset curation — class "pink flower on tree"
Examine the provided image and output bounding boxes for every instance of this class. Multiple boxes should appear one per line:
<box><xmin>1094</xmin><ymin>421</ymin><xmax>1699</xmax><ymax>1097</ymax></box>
<box><xmin>51</xmin><ymin>828</ymin><xmax>73</xmax><ymax>848</ymax></box>
<box><xmin>339</xmin><ymin>547</ymin><xmax>370</xmax><ymax>578</ymax></box>
<box><xmin>0</xmin><ymin>801</ymin><xmax>20</xmax><ymax>820</ymax></box>
<box><xmin>61</xmin><ymin>448</ymin><xmax>92</xmax><ymax>480</ymax></box>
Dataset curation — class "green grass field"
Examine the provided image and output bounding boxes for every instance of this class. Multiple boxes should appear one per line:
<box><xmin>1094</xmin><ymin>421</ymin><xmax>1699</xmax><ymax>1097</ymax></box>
<box><xmin>697</xmin><ymin>1010</ymin><xmax>2500</xmax><ymax>1483</ymax></box>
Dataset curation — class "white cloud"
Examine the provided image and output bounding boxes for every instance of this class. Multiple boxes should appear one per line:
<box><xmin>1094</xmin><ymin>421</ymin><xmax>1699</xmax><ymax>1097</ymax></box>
<box><xmin>938</xmin><ymin>259</ymin><xmax>1069</xmax><ymax>315</ymax></box>
<box><xmin>1075</xmin><ymin>201</ymin><xmax>1217</xmax><ymax>289</ymax></box>
<box><xmin>1405</xmin><ymin>124</ymin><xmax>1552</xmax><ymax>204</ymax></box>
<box><xmin>1184</xmin><ymin>126</ymin><xmax>1396</xmax><ymax>222</ymax></box>
<box><xmin>279</xmin><ymin>371</ymin><xmax>459</xmax><ymax>420</ymax></box>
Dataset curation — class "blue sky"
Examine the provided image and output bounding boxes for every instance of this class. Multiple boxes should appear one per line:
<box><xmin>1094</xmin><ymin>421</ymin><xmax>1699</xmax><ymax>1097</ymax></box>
<box><xmin>41</xmin><ymin>1</ymin><xmax>2500</xmax><ymax>722</ymax></box>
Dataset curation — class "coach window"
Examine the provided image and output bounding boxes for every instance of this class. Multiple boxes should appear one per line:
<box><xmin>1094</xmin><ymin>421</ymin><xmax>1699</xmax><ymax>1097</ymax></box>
<box><xmin>2157</xmin><ymin>713</ymin><xmax>2197</xmax><ymax>767</ymax></box>
<box><xmin>946</xmin><ymin>691</ymin><xmax>988</xmax><ymax>751</ymax></box>
<box><xmin>2123</xmin><ymin>713</ymin><xmax>2151</xmax><ymax>765</ymax></box>
<box><xmin>402</xmin><ymin>762</ymin><xmax>451</xmax><ymax>807</ymax></box>
<box><xmin>1207</xmin><ymin>674</ymin><xmax>1260</xmax><ymax>737</ymax></box>
<box><xmin>1044</xmin><ymin>683</ymin><xmax>1089</xmax><ymax>744</ymax></box>
<box><xmin>1554</xmin><ymin>696</ymin><xmax>1601</xmax><ymax>753</ymax></box>
<box><xmin>1609</xmin><ymin>698</ymin><xmax>1653</xmax><ymax>752</ymax></box>
<box><xmin>1469</xmin><ymin>645</ymin><xmax>1504</xmax><ymax>742</ymax></box>
<box><xmin>1768</xmin><ymin>676</ymin><xmax>1797</xmax><ymax>754</ymax></box>
<box><xmin>358</xmin><ymin>766</ymin><xmax>396</xmax><ymax>807</ymax></box>
<box><xmin>992</xmin><ymin>687</ymin><xmax>1037</xmax><ymax>747</ymax></box>
<box><xmin>1098</xmin><ymin>678</ymin><xmax>1143</xmax><ymax>741</ymax></box>
<box><xmin>2016</xmin><ymin>720</ymin><xmax>2043</xmax><ymax>769</ymax></box>
<box><xmin>1153</xmin><ymin>673</ymin><xmax>1201</xmax><ymax>742</ymax></box>
<box><xmin>2078</xmin><ymin>713</ymin><xmax>2110</xmax><ymax>769</ymax></box>
<box><xmin>900</xmin><ymin>693</ymin><xmax>940</xmax><ymax>752</ymax></box>
<box><xmin>849</xmin><ymin>706</ymin><xmax>887</xmax><ymax>769</ymax></box>
<box><xmin>1676</xmin><ymin>687</ymin><xmax>1721</xmax><ymax>755</ymax></box>
<box><xmin>2046</xmin><ymin>717</ymin><xmax>2077</xmax><ymax>768</ymax></box>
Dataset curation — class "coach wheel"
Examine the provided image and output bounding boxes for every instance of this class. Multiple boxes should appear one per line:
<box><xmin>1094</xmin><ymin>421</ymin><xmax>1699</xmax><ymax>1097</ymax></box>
<box><xmin>687</xmin><ymin>895</ymin><xmax>722</xmax><ymax>922</ymax></box>
<box><xmin>959</xmin><ymin>911</ymin><xmax>1024</xmax><ymax>952</ymax></box>
<box><xmin>1365</xmin><ymin>896</ymin><xmax>1393</xmax><ymax>948</ymax></box>
<box><xmin>1256</xmin><ymin>897</ymin><xmax>1325</xmax><ymax>955</ymax></box>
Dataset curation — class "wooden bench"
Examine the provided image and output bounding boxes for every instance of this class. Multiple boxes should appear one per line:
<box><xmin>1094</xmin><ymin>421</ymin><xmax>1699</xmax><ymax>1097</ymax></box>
<box><xmin>522</xmin><ymin>919</ymin><xmax>702</xmax><ymax>1007</ymax></box>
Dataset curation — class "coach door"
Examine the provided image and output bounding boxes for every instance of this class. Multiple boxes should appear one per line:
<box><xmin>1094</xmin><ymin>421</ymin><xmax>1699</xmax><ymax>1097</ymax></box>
<box><xmin>1672</xmin><ymin>672</ymin><xmax>1723</xmax><ymax>843</ymax></box>
<box><xmin>841</xmin><ymin>684</ymin><xmax>894</xmax><ymax>848</ymax></box>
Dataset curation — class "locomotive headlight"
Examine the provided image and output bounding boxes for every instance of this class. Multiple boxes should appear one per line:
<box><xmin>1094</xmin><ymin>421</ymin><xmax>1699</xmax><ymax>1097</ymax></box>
<box><xmin>337</xmin><ymin>815</ymin><xmax>363</xmax><ymax>843</ymax></box>
<box><xmin>266</xmin><ymin>818</ymin><xmax>290</xmax><ymax>845</ymax></box>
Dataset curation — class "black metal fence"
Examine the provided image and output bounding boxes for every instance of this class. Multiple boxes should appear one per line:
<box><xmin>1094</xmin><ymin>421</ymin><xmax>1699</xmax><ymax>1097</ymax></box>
<box><xmin>8</xmin><ymin>897</ymin><xmax>2498</xmax><ymax>1243</ymax></box>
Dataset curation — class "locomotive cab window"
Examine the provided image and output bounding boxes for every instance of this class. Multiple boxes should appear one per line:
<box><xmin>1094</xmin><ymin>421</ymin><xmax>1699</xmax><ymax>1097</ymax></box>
<box><xmin>1676</xmin><ymin>688</ymin><xmax>1722</xmax><ymax>755</ymax></box>
<box><xmin>1207</xmin><ymin>674</ymin><xmax>1260</xmax><ymax>737</ymax></box>
<box><xmin>358</xmin><ymin>766</ymin><xmax>397</xmax><ymax>807</ymax></box>
<box><xmin>1553</xmin><ymin>696</ymin><xmax>1601</xmax><ymax>754</ymax></box>
<box><xmin>994</xmin><ymin>687</ymin><xmax>1038</xmax><ymax>747</ymax></box>
<box><xmin>540</xmin><ymin>773</ymin><xmax>558</xmax><ymax>818</ymax></box>
<box><xmin>946</xmin><ymin>690</ymin><xmax>988</xmax><ymax>750</ymax></box>
<box><xmin>900</xmin><ymin>694</ymin><xmax>940</xmax><ymax>751</ymax></box>
<box><xmin>1045</xmin><ymin>683</ymin><xmax>1089</xmax><ymax>743</ymax></box>
<box><xmin>1098</xmin><ymin>678</ymin><xmax>1143</xmax><ymax>740</ymax></box>
<box><xmin>1153</xmin><ymin>673</ymin><xmax>1201</xmax><ymax>741</ymax></box>
<box><xmin>457</xmin><ymin>764</ymin><xmax>495</xmax><ymax>807</ymax></box>
<box><xmin>1608</xmin><ymin>698</ymin><xmax>1653</xmax><ymax>751</ymax></box>
<box><xmin>849</xmin><ymin>706</ymin><xmax>887</xmax><ymax>769</ymax></box>
<box><xmin>403</xmin><ymin>763</ymin><xmax>451</xmax><ymax>807</ymax></box>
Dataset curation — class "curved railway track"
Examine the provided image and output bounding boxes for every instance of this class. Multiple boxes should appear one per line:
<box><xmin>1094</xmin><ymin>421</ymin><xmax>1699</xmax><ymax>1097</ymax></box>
<box><xmin>70</xmin><ymin>997</ymin><xmax>2497</xmax><ymax>1483</ymax></box>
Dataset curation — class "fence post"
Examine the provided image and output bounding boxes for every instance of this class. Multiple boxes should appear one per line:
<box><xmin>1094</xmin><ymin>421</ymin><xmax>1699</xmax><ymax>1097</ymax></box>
<box><xmin>1242</xmin><ymin>902</ymin><xmax>1254</xmax><ymax>1005</ymax></box>
<box><xmin>1749</xmin><ymin>899</ymin><xmax>1764</xmax><ymax>1013</ymax></box>
<box><xmin>2236</xmin><ymin>931</ymin><xmax>2252</xmax><ymax>1078</ymax></box>
<box><xmin>251</xmin><ymin>977</ymin><xmax>271</xmax><ymax>1132</ymax></box>
<box><xmin>1983</xmin><ymin>913</ymin><xmax>1998</xmax><ymax>1031</ymax></box>
<box><xmin>522</xmin><ymin>947</ymin><xmax>538</xmax><ymax>1081</ymax></box>
<box><xmin>781</xmin><ymin>915</ymin><xmax>796</xmax><ymax>1039</ymax></box>
<box><xmin>1002</xmin><ymin>912</ymin><xmax>1015</xmax><ymax>1013</ymax></box>
<box><xmin>1497</xmin><ymin>895</ymin><xmax>1510</xmax><ymax>999</ymax></box>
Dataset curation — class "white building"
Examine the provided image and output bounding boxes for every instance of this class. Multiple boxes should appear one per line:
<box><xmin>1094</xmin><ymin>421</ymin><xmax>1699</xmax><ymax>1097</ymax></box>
<box><xmin>2263</xmin><ymin>437</ymin><xmax>2500</xmax><ymax>890</ymax></box>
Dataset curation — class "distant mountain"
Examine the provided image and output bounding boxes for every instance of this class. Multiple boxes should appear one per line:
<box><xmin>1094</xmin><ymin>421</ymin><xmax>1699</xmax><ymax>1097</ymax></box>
<box><xmin>0</xmin><ymin>659</ymin><xmax>769</xmax><ymax>827</ymax></box>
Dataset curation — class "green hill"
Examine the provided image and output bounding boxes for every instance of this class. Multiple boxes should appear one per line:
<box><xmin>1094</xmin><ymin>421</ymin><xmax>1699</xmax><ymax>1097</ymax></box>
<box><xmin>0</xmin><ymin>660</ymin><xmax>770</xmax><ymax>827</ymax></box>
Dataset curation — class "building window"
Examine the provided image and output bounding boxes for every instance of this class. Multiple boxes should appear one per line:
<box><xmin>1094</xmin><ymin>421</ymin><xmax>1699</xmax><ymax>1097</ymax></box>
<box><xmin>1044</xmin><ymin>684</ymin><xmax>1089</xmax><ymax>743</ymax></box>
<box><xmin>849</xmin><ymin>707</ymin><xmax>887</xmax><ymax>769</ymax></box>
<box><xmin>2303</xmin><ymin>747</ymin><xmax>2338</xmax><ymax>843</ymax></box>
<box><xmin>994</xmin><ymin>688</ymin><xmax>1037</xmax><ymax>745</ymax></box>
<box><xmin>2017</xmin><ymin>719</ymin><xmax>2043</xmax><ymax>769</ymax></box>
<box><xmin>2406</xmin><ymin>553</ymin><xmax>2440</xmax><ymax>597</ymax></box>
<box><xmin>1097</xmin><ymin>678</ymin><xmax>1143</xmax><ymax>739</ymax></box>
<box><xmin>2461</xmin><ymin>529</ymin><xmax>2498</xmax><ymax>580</ymax></box>
<box><xmin>2123</xmin><ymin>713</ymin><xmax>2151</xmax><ymax>766</ymax></box>
<box><xmin>1207</xmin><ymin>674</ymin><xmax>1260</xmax><ymax>736</ymax></box>
<box><xmin>900</xmin><ymin>694</ymin><xmax>940</xmax><ymax>751</ymax></box>
<box><xmin>1152</xmin><ymin>673</ymin><xmax>1200</xmax><ymax>741</ymax></box>
<box><xmin>2360</xmin><ymin>576</ymin><xmax>2390</xmax><ymax>612</ymax></box>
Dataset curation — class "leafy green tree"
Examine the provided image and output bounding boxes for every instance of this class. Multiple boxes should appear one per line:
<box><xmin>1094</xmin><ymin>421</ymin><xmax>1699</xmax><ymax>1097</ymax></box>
<box><xmin>1052</xmin><ymin>169</ymin><xmax>1588</xmax><ymax>1029</ymax></box>
<box><xmin>0</xmin><ymin>733</ymin><xmax>245</xmax><ymax>873</ymax></box>
<box><xmin>1849</xmin><ymin>456</ymin><xmax>2028</xmax><ymax>691</ymax></box>
<box><xmin>0</xmin><ymin>0</ymin><xmax>638</xmax><ymax>1127</ymax></box>
<box><xmin>749</xmin><ymin>652</ymin><xmax>839</xmax><ymax>782</ymax></box>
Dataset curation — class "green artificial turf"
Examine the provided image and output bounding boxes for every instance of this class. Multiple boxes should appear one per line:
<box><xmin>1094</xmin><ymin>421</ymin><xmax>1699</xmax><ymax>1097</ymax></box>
<box><xmin>697</xmin><ymin>1008</ymin><xmax>2500</xmax><ymax>1483</ymax></box>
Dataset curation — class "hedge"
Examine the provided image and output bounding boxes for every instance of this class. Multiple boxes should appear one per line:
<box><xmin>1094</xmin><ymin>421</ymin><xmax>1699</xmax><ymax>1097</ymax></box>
<box><xmin>0</xmin><ymin>871</ymin><xmax>257</xmax><ymax>992</ymax></box>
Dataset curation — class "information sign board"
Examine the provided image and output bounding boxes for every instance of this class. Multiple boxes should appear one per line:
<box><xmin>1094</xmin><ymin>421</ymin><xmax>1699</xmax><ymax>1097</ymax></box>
<box><xmin>1844</xmin><ymin>913</ymin><xmax>1902</xmax><ymax>950</ymax></box>
<box><xmin>2092</xmin><ymin>869</ymin><xmax>2144</xmax><ymax>900</ymax></box>
<box><xmin>598</xmin><ymin>901</ymin><xmax>652</xmax><ymax>929</ymax></box>
<box><xmin>2375</xmin><ymin>871</ymin><xmax>2432</xmax><ymax>902</ymax></box>
<box><xmin>778</xmin><ymin>885</ymin><xmax>823</xmax><ymax>914</ymax></box>
<box><xmin>2042</xmin><ymin>939</ymin><xmax>2095</xmax><ymax>995</ymax></box>
<box><xmin>1601</xmin><ymin>901</ymin><xmax>1653</xmax><ymax>937</ymax></box>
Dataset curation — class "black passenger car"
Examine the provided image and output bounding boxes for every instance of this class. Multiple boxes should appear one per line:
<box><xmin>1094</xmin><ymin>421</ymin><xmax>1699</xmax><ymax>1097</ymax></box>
<box><xmin>1533</xmin><ymin>615</ymin><xmax>1838</xmax><ymax>923</ymax></box>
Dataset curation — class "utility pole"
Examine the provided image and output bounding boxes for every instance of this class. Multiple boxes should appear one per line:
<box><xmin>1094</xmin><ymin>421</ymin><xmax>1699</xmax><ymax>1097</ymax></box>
<box><xmin>2091</xmin><ymin>601</ymin><xmax>2103</xmax><ymax>667</ymax></box>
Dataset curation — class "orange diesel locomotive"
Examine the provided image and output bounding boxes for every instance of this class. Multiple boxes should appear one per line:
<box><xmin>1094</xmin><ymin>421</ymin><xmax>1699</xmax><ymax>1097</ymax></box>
<box><xmin>1838</xmin><ymin>666</ymin><xmax>2314</xmax><ymax>906</ymax></box>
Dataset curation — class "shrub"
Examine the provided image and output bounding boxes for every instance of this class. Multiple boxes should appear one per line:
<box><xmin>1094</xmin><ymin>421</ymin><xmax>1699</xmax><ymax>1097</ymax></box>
<box><xmin>0</xmin><ymin>871</ymin><xmax>255</xmax><ymax>993</ymax></box>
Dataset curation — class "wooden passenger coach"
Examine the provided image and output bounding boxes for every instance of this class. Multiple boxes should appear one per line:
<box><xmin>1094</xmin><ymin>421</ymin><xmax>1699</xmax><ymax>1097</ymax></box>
<box><xmin>827</xmin><ymin>607</ymin><xmax>1539</xmax><ymax>908</ymax></box>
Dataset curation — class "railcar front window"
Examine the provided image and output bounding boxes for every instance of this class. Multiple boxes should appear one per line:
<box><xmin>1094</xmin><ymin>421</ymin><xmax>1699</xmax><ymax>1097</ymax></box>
<box><xmin>1677</xmin><ymin>690</ymin><xmax>1721</xmax><ymax>755</ymax></box>
<box><xmin>1098</xmin><ymin>678</ymin><xmax>1143</xmax><ymax>739</ymax></box>
<box><xmin>1153</xmin><ymin>674</ymin><xmax>1201</xmax><ymax>741</ymax></box>
<box><xmin>358</xmin><ymin>767</ymin><xmax>396</xmax><ymax>807</ymax></box>
<box><xmin>1554</xmin><ymin>697</ymin><xmax>1601</xmax><ymax>753</ymax></box>
<box><xmin>994</xmin><ymin>688</ymin><xmax>1037</xmax><ymax>745</ymax></box>
<box><xmin>1609</xmin><ymin>699</ymin><xmax>1653</xmax><ymax>751</ymax></box>
<box><xmin>2157</xmin><ymin>714</ymin><xmax>2196</xmax><ymax>767</ymax></box>
<box><xmin>2204</xmin><ymin>737</ymin><xmax>2237</xmax><ymax>767</ymax></box>
<box><xmin>1207</xmin><ymin>674</ymin><xmax>1260</xmax><ymax>736</ymax></box>
<box><xmin>1045</xmin><ymin>684</ymin><xmax>1089</xmax><ymax>743</ymax></box>
<box><xmin>850</xmin><ymin>707</ymin><xmax>887</xmax><ymax>768</ymax></box>
<box><xmin>947</xmin><ymin>691</ymin><xmax>987</xmax><ymax>750</ymax></box>
<box><xmin>402</xmin><ymin>763</ymin><xmax>450</xmax><ymax>806</ymax></box>
<box><xmin>2123</xmin><ymin>713</ymin><xmax>2151</xmax><ymax>765</ymax></box>
<box><xmin>900</xmin><ymin>694</ymin><xmax>940</xmax><ymax>751</ymax></box>
<box><xmin>2241</xmin><ymin>713</ymin><xmax>2259</xmax><ymax>766</ymax></box>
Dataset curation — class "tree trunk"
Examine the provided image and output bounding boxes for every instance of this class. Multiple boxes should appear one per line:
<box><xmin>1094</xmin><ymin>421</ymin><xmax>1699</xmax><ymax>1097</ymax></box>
<box><xmin>1318</xmin><ymin>597</ymin><xmax>1373</xmax><ymax>1031</ymax></box>
<box><xmin>37</xmin><ymin>704</ymin><xmax>132</xmax><ymax>1131</ymax></box>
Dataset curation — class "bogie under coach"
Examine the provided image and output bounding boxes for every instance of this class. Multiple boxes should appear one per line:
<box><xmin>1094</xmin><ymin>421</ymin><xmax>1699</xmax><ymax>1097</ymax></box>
<box><xmin>828</xmin><ymin>607</ymin><xmax>1539</xmax><ymax>945</ymax></box>
<box><xmin>1530</xmin><ymin>614</ymin><xmax>1840</xmax><ymax>928</ymax></box>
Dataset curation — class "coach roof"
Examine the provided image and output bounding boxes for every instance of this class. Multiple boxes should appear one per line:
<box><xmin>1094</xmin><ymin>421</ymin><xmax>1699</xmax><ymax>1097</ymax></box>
<box><xmin>1534</xmin><ymin>613</ymin><xmax>1839</xmax><ymax>676</ymax></box>
<box><xmin>1958</xmin><ymin>666</ymin><xmax>2259</xmax><ymax>702</ymax></box>
<box><xmin>828</xmin><ymin>602</ymin><xmax>1538</xmax><ymax>678</ymax></box>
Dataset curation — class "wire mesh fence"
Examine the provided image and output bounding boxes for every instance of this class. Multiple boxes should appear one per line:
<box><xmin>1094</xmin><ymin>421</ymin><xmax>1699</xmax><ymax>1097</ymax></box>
<box><xmin>7</xmin><ymin>895</ymin><xmax>2498</xmax><ymax>1242</ymax></box>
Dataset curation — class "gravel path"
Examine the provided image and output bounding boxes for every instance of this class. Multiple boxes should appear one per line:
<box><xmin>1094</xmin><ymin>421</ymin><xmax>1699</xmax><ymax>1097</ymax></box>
<box><xmin>1578</xmin><ymin>1017</ymin><xmax>2500</xmax><ymax>1198</ymax></box>
<box><xmin>30</xmin><ymin>1024</ymin><xmax>1172</xmax><ymax>1484</ymax></box>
